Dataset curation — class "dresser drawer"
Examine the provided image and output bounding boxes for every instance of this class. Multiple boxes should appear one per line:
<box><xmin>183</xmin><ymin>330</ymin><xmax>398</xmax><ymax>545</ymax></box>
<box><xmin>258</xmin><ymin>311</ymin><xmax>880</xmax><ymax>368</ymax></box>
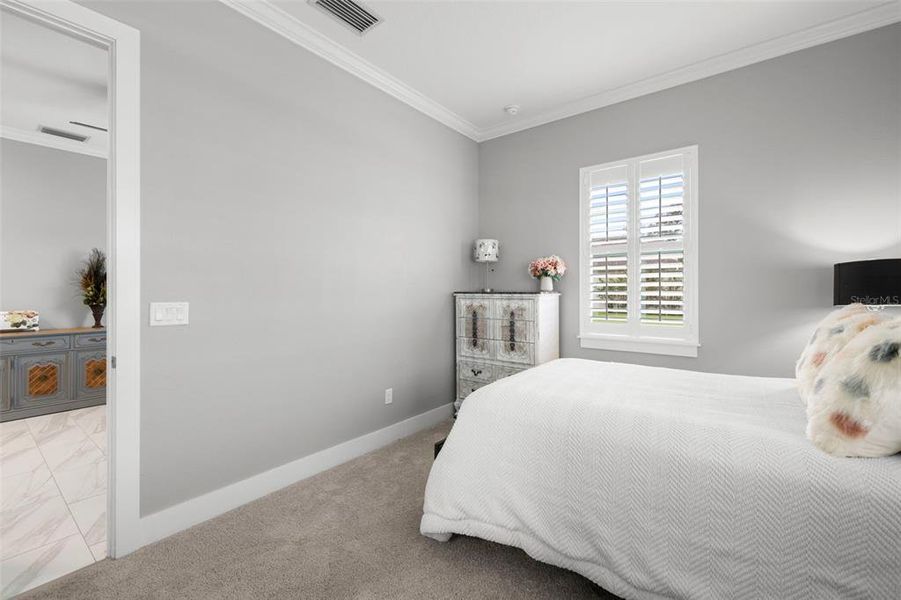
<box><xmin>456</xmin><ymin>297</ymin><xmax>491</xmax><ymax>320</ymax></box>
<box><xmin>457</xmin><ymin>337</ymin><xmax>493</xmax><ymax>360</ymax></box>
<box><xmin>1</xmin><ymin>336</ymin><xmax>70</xmax><ymax>354</ymax></box>
<box><xmin>457</xmin><ymin>361</ymin><xmax>494</xmax><ymax>383</ymax></box>
<box><xmin>458</xmin><ymin>318</ymin><xmax>536</xmax><ymax>343</ymax></box>
<box><xmin>74</xmin><ymin>333</ymin><xmax>107</xmax><ymax>348</ymax></box>
<box><xmin>457</xmin><ymin>378</ymin><xmax>488</xmax><ymax>399</ymax></box>
<box><xmin>493</xmin><ymin>318</ymin><xmax>535</xmax><ymax>343</ymax></box>
<box><xmin>456</xmin><ymin>316</ymin><xmax>492</xmax><ymax>341</ymax></box>
<box><xmin>492</xmin><ymin>297</ymin><xmax>535</xmax><ymax>321</ymax></box>
<box><xmin>496</xmin><ymin>364</ymin><xmax>528</xmax><ymax>379</ymax></box>
<box><xmin>494</xmin><ymin>340</ymin><xmax>534</xmax><ymax>365</ymax></box>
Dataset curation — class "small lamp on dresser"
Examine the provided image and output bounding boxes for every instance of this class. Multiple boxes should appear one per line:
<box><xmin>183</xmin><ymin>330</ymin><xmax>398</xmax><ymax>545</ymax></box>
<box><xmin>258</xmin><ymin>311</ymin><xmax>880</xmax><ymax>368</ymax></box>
<box><xmin>474</xmin><ymin>239</ymin><xmax>499</xmax><ymax>293</ymax></box>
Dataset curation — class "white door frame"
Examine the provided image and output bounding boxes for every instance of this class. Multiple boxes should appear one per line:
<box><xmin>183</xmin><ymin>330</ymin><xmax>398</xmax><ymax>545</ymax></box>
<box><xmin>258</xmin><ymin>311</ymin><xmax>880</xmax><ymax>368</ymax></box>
<box><xmin>1</xmin><ymin>0</ymin><xmax>142</xmax><ymax>557</ymax></box>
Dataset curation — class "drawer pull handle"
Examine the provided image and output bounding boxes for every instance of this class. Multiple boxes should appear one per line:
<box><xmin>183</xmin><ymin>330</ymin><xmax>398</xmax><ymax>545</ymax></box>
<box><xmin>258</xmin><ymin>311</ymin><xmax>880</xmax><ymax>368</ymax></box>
<box><xmin>471</xmin><ymin>368</ymin><xmax>482</xmax><ymax>377</ymax></box>
<box><xmin>87</xmin><ymin>338</ymin><xmax>105</xmax><ymax>343</ymax></box>
<box><xmin>32</xmin><ymin>341</ymin><xmax>55</xmax><ymax>347</ymax></box>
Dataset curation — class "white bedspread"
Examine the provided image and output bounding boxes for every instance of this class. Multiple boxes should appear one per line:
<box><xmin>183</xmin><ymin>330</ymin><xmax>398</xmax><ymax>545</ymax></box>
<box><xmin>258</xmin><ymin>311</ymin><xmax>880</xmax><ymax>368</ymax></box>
<box><xmin>421</xmin><ymin>359</ymin><xmax>901</xmax><ymax>600</ymax></box>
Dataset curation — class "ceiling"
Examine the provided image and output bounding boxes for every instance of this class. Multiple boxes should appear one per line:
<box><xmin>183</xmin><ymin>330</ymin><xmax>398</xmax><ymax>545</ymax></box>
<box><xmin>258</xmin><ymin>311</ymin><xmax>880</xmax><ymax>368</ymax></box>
<box><xmin>257</xmin><ymin>0</ymin><xmax>900</xmax><ymax>140</ymax></box>
<box><xmin>1</xmin><ymin>2</ymin><xmax>896</xmax><ymax>151</ymax></box>
<box><xmin>1</xmin><ymin>9</ymin><xmax>108</xmax><ymax>157</ymax></box>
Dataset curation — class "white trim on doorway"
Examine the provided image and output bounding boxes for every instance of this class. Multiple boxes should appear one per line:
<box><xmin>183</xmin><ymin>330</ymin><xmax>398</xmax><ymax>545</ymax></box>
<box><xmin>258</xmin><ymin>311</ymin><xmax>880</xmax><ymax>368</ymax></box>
<box><xmin>0</xmin><ymin>0</ymin><xmax>142</xmax><ymax>559</ymax></box>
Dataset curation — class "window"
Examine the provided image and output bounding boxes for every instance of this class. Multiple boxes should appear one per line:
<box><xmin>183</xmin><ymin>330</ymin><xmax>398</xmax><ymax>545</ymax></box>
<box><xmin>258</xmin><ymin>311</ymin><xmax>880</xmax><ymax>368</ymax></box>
<box><xmin>579</xmin><ymin>146</ymin><xmax>699</xmax><ymax>357</ymax></box>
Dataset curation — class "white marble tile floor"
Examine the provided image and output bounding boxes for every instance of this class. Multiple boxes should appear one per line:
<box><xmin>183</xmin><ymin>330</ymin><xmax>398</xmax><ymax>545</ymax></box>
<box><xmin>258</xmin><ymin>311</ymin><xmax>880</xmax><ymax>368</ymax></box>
<box><xmin>0</xmin><ymin>406</ymin><xmax>107</xmax><ymax>598</ymax></box>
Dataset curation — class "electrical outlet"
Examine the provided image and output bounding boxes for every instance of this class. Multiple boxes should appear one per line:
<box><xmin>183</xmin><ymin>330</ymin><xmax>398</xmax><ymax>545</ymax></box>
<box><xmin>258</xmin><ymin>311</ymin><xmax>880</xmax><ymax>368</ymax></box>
<box><xmin>384</xmin><ymin>388</ymin><xmax>393</xmax><ymax>405</ymax></box>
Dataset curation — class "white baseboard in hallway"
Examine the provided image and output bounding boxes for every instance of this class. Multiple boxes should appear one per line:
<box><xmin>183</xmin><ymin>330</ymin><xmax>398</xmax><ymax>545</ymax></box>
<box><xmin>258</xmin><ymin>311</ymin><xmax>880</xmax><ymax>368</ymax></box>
<box><xmin>140</xmin><ymin>402</ymin><xmax>453</xmax><ymax>547</ymax></box>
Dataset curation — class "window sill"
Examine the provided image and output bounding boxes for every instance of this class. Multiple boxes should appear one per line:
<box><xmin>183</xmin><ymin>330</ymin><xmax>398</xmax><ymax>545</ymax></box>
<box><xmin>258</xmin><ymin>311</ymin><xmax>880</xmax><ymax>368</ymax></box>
<box><xmin>578</xmin><ymin>334</ymin><xmax>699</xmax><ymax>357</ymax></box>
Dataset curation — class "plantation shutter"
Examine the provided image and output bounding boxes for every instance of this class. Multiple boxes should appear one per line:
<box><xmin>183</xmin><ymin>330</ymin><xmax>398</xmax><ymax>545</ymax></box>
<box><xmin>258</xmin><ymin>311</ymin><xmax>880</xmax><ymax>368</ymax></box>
<box><xmin>580</xmin><ymin>146</ymin><xmax>697</xmax><ymax>354</ymax></box>
<box><xmin>588</xmin><ymin>165</ymin><xmax>629</xmax><ymax>323</ymax></box>
<box><xmin>638</xmin><ymin>154</ymin><xmax>686</xmax><ymax>325</ymax></box>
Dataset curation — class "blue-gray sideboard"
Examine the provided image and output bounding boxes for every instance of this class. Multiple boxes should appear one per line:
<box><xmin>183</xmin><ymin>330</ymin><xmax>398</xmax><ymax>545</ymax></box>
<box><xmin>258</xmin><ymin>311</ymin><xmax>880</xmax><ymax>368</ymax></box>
<box><xmin>0</xmin><ymin>327</ymin><xmax>107</xmax><ymax>422</ymax></box>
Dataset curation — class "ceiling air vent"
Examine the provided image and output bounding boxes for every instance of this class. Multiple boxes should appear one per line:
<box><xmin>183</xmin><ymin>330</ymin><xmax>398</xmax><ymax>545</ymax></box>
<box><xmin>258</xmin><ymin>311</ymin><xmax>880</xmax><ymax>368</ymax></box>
<box><xmin>309</xmin><ymin>0</ymin><xmax>381</xmax><ymax>35</ymax></box>
<box><xmin>39</xmin><ymin>126</ymin><xmax>89</xmax><ymax>142</ymax></box>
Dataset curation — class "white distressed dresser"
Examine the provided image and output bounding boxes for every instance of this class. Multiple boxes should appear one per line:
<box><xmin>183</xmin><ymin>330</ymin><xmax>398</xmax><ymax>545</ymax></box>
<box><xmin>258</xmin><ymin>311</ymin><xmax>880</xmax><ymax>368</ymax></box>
<box><xmin>455</xmin><ymin>292</ymin><xmax>560</xmax><ymax>411</ymax></box>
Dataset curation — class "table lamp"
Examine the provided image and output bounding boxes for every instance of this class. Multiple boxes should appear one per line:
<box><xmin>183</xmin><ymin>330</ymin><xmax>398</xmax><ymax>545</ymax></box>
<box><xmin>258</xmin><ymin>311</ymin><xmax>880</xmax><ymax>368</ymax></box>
<box><xmin>834</xmin><ymin>258</ymin><xmax>901</xmax><ymax>309</ymax></box>
<box><xmin>474</xmin><ymin>239</ymin><xmax>499</xmax><ymax>293</ymax></box>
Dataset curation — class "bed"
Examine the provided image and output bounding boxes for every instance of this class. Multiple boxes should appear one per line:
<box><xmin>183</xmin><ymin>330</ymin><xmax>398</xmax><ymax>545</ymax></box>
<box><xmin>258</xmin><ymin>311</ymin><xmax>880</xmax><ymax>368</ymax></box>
<box><xmin>421</xmin><ymin>358</ymin><xmax>901</xmax><ymax>600</ymax></box>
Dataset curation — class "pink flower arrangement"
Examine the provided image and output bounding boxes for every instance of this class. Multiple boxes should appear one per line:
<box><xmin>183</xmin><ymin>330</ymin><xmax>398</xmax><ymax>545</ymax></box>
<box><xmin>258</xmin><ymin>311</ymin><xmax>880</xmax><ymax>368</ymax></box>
<box><xmin>528</xmin><ymin>255</ymin><xmax>567</xmax><ymax>280</ymax></box>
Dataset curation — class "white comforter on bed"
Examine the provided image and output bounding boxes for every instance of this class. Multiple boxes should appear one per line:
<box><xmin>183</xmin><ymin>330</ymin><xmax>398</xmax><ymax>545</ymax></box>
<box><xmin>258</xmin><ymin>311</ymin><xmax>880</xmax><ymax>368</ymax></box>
<box><xmin>421</xmin><ymin>359</ymin><xmax>901</xmax><ymax>600</ymax></box>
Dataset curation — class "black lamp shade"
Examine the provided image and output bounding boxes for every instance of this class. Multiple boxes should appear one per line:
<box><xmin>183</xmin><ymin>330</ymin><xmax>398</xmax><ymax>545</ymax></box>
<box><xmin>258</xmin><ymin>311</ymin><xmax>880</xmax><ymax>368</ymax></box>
<box><xmin>834</xmin><ymin>259</ymin><xmax>901</xmax><ymax>305</ymax></box>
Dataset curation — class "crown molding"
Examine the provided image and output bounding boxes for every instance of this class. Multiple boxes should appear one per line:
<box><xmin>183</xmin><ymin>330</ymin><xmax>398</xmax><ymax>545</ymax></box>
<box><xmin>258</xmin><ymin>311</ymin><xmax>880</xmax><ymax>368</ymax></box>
<box><xmin>218</xmin><ymin>0</ymin><xmax>480</xmax><ymax>141</ymax></box>
<box><xmin>478</xmin><ymin>1</ymin><xmax>901</xmax><ymax>141</ymax></box>
<box><xmin>220</xmin><ymin>0</ymin><xmax>900</xmax><ymax>144</ymax></box>
<box><xmin>1</xmin><ymin>125</ymin><xmax>108</xmax><ymax>158</ymax></box>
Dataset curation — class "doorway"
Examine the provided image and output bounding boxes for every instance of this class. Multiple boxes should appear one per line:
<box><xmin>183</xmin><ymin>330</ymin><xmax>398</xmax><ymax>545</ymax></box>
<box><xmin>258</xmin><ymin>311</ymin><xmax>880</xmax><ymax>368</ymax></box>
<box><xmin>0</xmin><ymin>0</ymin><xmax>140</xmax><ymax>595</ymax></box>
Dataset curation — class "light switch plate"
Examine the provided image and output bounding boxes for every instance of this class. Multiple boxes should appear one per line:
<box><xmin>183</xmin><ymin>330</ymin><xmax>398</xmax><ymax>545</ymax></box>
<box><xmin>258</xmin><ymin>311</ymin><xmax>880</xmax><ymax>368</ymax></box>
<box><xmin>149</xmin><ymin>302</ymin><xmax>189</xmax><ymax>326</ymax></box>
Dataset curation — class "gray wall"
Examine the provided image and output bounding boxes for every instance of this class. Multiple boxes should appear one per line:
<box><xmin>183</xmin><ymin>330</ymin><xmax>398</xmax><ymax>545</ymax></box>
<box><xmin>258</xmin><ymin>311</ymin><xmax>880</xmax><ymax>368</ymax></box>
<box><xmin>0</xmin><ymin>139</ymin><xmax>106</xmax><ymax>329</ymax></box>
<box><xmin>65</xmin><ymin>1</ymin><xmax>898</xmax><ymax>517</ymax></box>
<box><xmin>81</xmin><ymin>1</ymin><xmax>479</xmax><ymax>515</ymax></box>
<box><xmin>480</xmin><ymin>24</ymin><xmax>901</xmax><ymax>378</ymax></box>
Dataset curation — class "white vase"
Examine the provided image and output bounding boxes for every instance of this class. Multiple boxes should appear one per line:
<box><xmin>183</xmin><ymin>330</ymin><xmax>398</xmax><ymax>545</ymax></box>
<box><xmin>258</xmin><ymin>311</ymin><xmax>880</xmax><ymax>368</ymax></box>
<box><xmin>540</xmin><ymin>276</ymin><xmax>554</xmax><ymax>292</ymax></box>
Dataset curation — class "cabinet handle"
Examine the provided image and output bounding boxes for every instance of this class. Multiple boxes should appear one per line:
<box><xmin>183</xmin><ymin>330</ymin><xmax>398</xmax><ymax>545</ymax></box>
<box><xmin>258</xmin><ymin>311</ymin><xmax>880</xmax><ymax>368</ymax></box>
<box><xmin>471</xmin><ymin>368</ymin><xmax>482</xmax><ymax>377</ymax></box>
<box><xmin>32</xmin><ymin>341</ymin><xmax>55</xmax><ymax>347</ymax></box>
<box><xmin>87</xmin><ymin>337</ymin><xmax>105</xmax><ymax>343</ymax></box>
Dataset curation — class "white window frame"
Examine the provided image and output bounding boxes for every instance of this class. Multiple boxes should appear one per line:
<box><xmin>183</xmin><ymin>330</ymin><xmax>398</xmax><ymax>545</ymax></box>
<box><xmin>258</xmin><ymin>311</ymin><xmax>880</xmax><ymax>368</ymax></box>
<box><xmin>578</xmin><ymin>145</ymin><xmax>699</xmax><ymax>357</ymax></box>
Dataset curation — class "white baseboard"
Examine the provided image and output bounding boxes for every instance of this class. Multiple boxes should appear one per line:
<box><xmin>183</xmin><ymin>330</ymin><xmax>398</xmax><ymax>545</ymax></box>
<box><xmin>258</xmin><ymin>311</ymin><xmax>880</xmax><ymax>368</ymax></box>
<box><xmin>139</xmin><ymin>402</ymin><xmax>453</xmax><ymax>547</ymax></box>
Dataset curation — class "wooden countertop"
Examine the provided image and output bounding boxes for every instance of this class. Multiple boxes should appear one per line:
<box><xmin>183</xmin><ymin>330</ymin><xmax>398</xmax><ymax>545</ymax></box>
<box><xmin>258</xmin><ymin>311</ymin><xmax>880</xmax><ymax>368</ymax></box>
<box><xmin>0</xmin><ymin>327</ymin><xmax>105</xmax><ymax>340</ymax></box>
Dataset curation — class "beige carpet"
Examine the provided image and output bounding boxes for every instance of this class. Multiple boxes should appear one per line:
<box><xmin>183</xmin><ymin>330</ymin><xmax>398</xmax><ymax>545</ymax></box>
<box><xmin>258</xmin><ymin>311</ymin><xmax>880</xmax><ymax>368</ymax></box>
<box><xmin>21</xmin><ymin>421</ymin><xmax>617</xmax><ymax>599</ymax></box>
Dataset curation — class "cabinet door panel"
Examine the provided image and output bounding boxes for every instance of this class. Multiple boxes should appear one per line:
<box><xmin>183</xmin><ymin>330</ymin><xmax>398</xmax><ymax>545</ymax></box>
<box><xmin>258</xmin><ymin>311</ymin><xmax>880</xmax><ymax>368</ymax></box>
<box><xmin>75</xmin><ymin>351</ymin><xmax>106</xmax><ymax>400</ymax></box>
<box><xmin>0</xmin><ymin>358</ymin><xmax>9</xmax><ymax>411</ymax></box>
<box><xmin>13</xmin><ymin>352</ymin><xmax>71</xmax><ymax>408</ymax></box>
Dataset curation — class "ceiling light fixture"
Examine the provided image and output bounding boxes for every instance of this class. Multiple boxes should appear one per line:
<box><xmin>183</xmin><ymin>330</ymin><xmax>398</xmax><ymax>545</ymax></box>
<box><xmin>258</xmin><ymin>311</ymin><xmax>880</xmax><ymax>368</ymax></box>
<box><xmin>504</xmin><ymin>104</ymin><xmax>520</xmax><ymax>116</ymax></box>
